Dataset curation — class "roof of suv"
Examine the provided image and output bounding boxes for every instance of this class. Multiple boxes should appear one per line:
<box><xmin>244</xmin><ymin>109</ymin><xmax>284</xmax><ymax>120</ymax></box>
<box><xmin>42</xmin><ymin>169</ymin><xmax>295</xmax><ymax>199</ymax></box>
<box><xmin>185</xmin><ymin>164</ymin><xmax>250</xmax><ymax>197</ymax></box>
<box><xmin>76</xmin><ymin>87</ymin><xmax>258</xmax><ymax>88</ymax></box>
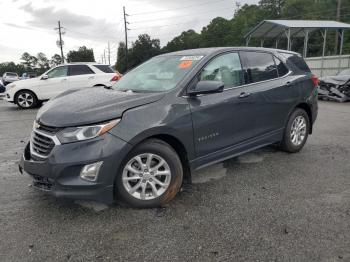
<box><xmin>62</xmin><ymin>63</ymin><xmax>111</xmax><ymax>66</ymax></box>
<box><xmin>161</xmin><ymin>47</ymin><xmax>299</xmax><ymax>57</ymax></box>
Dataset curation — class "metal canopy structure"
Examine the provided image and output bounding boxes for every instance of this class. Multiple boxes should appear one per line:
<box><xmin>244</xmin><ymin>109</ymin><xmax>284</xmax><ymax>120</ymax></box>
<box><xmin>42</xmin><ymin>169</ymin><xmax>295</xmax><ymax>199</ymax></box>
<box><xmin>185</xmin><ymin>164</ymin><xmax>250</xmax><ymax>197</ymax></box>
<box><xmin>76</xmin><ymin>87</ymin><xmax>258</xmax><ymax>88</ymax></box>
<box><xmin>244</xmin><ymin>20</ymin><xmax>350</xmax><ymax>76</ymax></box>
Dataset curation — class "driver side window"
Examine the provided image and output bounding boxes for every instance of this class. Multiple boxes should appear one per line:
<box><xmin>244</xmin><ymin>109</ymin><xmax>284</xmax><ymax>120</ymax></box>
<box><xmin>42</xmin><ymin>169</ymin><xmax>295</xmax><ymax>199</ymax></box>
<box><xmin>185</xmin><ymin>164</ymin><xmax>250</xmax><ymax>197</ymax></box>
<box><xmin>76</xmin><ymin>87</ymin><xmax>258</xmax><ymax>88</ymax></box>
<box><xmin>199</xmin><ymin>53</ymin><xmax>244</xmax><ymax>88</ymax></box>
<box><xmin>47</xmin><ymin>66</ymin><xmax>68</xmax><ymax>78</ymax></box>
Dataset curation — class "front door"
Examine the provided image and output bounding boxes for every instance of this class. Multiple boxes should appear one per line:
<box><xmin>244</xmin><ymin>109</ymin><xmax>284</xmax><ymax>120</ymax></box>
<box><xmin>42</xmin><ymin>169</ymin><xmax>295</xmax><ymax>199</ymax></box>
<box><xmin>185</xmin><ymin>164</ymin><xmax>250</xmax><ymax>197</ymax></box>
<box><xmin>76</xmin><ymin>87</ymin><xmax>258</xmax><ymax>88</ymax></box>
<box><xmin>188</xmin><ymin>52</ymin><xmax>257</xmax><ymax>158</ymax></box>
<box><xmin>39</xmin><ymin>65</ymin><xmax>69</xmax><ymax>99</ymax></box>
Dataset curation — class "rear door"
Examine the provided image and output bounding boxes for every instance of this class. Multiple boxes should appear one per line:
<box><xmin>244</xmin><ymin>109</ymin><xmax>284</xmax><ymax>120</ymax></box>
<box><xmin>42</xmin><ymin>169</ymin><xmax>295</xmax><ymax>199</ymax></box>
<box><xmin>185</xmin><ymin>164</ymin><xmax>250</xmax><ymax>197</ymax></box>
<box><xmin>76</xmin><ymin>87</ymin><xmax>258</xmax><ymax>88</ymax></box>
<box><xmin>188</xmin><ymin>52</ymin><xmax>258</xmax><ymax>157</ymax></box>
<box><xmin>240</xmin><ymin>51</ymin><xmax>295</xmax><ymax>136</ymax></box>
<box><xmin>68</xmin><ymin>65</ymin><xmax>96</xmax><ymax>89</ymax></box>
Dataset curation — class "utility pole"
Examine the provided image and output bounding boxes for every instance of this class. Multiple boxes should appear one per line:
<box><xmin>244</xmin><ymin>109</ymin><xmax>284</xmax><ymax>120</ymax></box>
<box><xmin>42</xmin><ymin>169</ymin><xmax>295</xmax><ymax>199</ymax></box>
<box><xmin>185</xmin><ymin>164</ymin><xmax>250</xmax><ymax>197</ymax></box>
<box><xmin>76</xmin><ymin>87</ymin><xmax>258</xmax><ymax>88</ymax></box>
<box><xmin>335</xmin><ymin>0</ymin><xmax>342</xmax><ymax>53</ymax></box>
<box><xmin>108</xmin><ymin>42</ymin><xmax>111</xmax><ymax>65</ymax></box>
<box><xmin>103</xmin><ymin>49</ymin><xmax>107</xmax><ymax>65</ymax></box>
<box><xmin>123</xmin><ymin>6</ymin><xmax>129</xmax><ymax>71</ymax></box>
<box><xmin>101</xmin><ymin>54</ymin><xmax>104</xmax><ymax>64</ymax></box>
<box><xmin>55</xmin><ymin>21</ymin><xmax>65</xmax><ymax>63</ymax></box>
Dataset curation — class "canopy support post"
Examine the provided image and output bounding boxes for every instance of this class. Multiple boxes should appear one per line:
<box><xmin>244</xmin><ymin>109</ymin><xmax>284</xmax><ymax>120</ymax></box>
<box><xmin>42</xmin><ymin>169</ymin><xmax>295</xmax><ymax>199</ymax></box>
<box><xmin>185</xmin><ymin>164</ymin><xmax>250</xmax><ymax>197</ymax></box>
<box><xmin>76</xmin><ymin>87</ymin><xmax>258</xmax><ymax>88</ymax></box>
<box><xmin>246</xmin><ymin>35</ymin><xmax>251</xmax><ymax>46</ymax></box>
<box><xmin>303</xmin><ymin>30</ymin><xmax>309</xmax><ymax>58</ymax></box>
<box><xmin>321</xmin><ymin>28</ymin><xmax>327</xmax><ymax>77</ymax></box>
<box><xmin>338</xmin><ymin>29</ymin><xmax>344</xmax><ymax>73</ymax></box>
<box><xmin>287</xmin><ymin>28</ymin><xmax>291</xmax><ymax>51</ymax></box>
<box><xmin>260</xmin><ymin>39</ymin><xmax>265</xmax><ymax>47</ymax></box>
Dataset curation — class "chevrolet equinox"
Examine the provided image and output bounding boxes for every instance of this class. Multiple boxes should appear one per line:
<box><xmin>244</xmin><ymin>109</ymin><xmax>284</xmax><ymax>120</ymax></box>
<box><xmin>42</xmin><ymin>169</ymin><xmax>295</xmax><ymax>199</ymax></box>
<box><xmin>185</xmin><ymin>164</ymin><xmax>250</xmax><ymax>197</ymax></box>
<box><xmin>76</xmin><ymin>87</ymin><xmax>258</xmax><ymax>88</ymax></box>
<box><xmin>19</xmin><ymin>47</ymin><xmax>318</xmax><ymax>208</ymax></box>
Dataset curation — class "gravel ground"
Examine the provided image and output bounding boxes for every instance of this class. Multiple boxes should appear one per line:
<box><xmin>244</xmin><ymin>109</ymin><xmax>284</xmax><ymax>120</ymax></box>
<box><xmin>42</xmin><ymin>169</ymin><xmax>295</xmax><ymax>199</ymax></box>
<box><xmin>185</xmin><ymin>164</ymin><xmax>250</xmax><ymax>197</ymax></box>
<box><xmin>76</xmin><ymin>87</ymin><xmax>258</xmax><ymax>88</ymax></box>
<box><xmin>0</xmin><ymin>99</ymin><xmax>349</xmax><ymax>262</ymax></box>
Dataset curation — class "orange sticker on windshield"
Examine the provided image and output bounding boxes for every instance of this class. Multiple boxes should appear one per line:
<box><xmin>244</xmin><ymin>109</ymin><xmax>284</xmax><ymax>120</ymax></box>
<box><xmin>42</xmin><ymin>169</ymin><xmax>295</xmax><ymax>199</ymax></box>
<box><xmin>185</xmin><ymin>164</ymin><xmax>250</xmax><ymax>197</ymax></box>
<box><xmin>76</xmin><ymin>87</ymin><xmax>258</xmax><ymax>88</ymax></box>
<box><xmin>178</xmin><ymin>60</ymin><xmax>193</xmax><ymax>69</ymax></box>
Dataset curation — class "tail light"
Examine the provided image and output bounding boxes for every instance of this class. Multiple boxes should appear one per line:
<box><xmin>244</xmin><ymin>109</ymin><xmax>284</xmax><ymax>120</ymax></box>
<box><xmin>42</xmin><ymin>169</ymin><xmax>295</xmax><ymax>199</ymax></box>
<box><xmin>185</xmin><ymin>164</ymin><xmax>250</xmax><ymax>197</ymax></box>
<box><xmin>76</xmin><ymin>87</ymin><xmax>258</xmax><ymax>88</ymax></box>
<box><xmin>110</xmin><ymin>74</ymin><xmax>121</xmax><ymax>82</ymax></box>
<box><xmin>310</xmin><ymin>75</ymin><xmax>319</xmax><ymax>87</ymax></box>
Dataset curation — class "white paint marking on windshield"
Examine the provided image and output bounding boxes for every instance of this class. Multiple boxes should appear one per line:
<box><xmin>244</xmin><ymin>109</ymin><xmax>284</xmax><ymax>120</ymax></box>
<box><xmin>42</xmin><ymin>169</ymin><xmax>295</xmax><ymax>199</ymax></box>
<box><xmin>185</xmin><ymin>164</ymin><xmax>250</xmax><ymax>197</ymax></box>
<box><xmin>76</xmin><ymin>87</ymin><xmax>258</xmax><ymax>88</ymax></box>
<box><xmin>180</xmin><ymin>56</ymin><xmax>204</xmax><ymax>61</ymax></box>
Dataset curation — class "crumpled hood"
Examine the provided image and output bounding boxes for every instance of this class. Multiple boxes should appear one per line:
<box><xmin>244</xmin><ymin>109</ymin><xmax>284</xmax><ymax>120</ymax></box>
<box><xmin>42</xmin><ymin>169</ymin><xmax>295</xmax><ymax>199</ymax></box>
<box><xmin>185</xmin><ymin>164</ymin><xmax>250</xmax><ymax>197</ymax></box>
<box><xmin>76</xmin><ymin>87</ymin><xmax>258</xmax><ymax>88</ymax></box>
<box><xmin>37</xmin><ymin>88</ymin><xmax>165</xmax><ymax>127</ymax></box>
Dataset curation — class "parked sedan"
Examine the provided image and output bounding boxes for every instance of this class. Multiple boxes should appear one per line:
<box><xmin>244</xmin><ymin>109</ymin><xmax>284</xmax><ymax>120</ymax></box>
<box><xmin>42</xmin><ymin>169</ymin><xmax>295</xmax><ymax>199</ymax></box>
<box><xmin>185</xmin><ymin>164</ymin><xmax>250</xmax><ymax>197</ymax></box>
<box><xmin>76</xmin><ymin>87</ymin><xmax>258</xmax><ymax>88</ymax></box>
<box><xmin>20</xmin><ymin>47</ymin><xmax>318</xmax><ymax>208</ymax></box>
<box><xmin>6</xmin><ymin>63</ymin><xmax>121</xmax><ymax>109</ymax></box>
<box><xmin>2</xmin><ymin>72</ymin><xmax>19</xmax><ymax>85</ymax></box>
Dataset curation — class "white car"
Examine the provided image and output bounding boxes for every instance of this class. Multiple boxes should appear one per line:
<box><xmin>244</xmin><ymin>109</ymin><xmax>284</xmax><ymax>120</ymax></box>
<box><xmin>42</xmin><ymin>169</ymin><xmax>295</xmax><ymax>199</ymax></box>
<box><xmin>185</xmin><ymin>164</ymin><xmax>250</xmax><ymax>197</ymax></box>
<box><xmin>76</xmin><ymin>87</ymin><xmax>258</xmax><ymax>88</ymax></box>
<box><xmin>6</xmin><ymin>63</ymin><xmax>121</xmax><ymax>109</ymax></box>
<box><xmin>2</xmin><ymin>72</ymin><xmax>19</xmax><ymax>85</ymax></box>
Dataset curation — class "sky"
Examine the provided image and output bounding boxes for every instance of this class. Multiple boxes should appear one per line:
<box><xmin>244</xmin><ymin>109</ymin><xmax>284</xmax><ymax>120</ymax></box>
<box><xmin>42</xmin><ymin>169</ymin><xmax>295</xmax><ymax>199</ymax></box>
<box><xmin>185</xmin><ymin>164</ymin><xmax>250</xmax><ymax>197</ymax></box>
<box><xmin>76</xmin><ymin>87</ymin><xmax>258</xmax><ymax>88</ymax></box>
<box><xmin>0</xmin><ymin>0</ymin><xmax>258</xmax><ymax>65</ymax></box>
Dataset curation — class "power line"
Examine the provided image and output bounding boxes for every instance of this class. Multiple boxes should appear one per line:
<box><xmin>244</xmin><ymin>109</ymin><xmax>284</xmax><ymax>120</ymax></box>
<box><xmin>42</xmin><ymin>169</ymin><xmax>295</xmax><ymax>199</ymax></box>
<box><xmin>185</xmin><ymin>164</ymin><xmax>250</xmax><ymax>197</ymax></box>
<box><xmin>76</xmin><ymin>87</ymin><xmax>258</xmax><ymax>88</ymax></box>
<box><xmin>129</xmin><ymin>0</ymin><xmax>230</xmax><ymax>16</ymax></box>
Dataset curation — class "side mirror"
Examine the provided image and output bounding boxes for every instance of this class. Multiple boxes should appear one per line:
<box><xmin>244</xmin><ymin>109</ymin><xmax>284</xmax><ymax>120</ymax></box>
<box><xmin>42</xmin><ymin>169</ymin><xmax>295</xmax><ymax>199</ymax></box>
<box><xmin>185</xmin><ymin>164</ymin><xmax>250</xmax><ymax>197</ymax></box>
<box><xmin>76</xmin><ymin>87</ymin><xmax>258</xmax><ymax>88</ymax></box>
<box><xmin>41</xmin><ymin>75</ymin><xmax>48</xmax><ymax>80</ymax></box>
<box><xmin>187</xmin><ymin>80</ymin><xmax>224</xmax><ymax>96</ymax></box>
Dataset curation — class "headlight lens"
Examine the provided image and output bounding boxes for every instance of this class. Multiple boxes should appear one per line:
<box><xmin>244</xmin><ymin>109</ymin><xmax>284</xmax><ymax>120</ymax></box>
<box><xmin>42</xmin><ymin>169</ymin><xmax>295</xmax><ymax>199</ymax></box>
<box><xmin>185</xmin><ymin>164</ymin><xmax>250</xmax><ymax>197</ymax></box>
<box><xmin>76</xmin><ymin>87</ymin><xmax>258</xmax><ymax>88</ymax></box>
<box><xmin>56</xmin><ymin>119</ymin><xmax>120</xmax><ymax>144</ymax></box>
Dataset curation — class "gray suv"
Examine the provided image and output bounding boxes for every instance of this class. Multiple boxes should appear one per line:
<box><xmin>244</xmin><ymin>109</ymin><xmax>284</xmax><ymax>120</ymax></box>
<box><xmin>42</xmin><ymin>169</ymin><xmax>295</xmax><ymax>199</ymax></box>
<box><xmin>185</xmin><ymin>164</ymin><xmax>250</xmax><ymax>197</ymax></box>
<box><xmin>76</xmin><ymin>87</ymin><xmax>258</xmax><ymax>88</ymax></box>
<box><xmin>19</xmin><ymin>47</ymin><xmax>318</xmax><ymax>208</ymax></box>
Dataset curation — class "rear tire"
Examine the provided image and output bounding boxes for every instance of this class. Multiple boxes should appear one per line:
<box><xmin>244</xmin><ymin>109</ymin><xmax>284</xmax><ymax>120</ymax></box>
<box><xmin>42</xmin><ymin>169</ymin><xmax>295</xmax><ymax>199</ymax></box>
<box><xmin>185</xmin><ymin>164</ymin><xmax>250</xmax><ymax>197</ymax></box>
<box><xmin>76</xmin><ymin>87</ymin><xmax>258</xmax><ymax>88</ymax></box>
<box><xmin>115</xmin><ymin>139</ymin><xmax>183</xmax><ymax>208</ymax></box>
<box><xmin>280</xmin><ymin>108</ymin><xmax>310</xmax><ymax>153</ymax></box>
<box><xmin>15</xmin><ymin>90</ymin><xmax>38</xmax><ymax>109</ymax></box>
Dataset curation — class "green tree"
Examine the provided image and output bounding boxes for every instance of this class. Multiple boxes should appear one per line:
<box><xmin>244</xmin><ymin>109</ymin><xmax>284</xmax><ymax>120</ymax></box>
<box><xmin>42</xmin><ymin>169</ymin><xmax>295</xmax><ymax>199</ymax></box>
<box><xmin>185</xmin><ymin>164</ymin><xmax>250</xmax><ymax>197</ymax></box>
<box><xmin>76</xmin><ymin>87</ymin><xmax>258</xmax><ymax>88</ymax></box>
<box><xmin>20</xmin><ymin>52</ymin><xmax>32</xmax><ymax>69</ymax></box>
<box><xmin>200</xmin><ymin>17</ymin><xmax>233</xmax><ymax>47</ymax></box>
<box><xmin>50</xmin><ymin>54</ymin><xmax>62</xmax><ymax>67</ymax></box>
<box><xmin>66</xmin><ymin>46</ymin><xmax>95</xmax><ymax>62</ymax></box>
<box><xmin>163</xmin><ymin>30</ymin><xmax>201</xmax><ymax>52</ymax></box>
<box><xmin>128</xmin><ymin>34</ymin><xmax>161</xmax><ymax>69</ymax></box>
<box><xmin>37</xmin><ymin>52</ymin><xmax>50</xmax><ymax>73</ymax></box>
<box><xmin>115</xmin><ymin>42</ymin><xmax>126</xmax><ymax>73</ymax></box>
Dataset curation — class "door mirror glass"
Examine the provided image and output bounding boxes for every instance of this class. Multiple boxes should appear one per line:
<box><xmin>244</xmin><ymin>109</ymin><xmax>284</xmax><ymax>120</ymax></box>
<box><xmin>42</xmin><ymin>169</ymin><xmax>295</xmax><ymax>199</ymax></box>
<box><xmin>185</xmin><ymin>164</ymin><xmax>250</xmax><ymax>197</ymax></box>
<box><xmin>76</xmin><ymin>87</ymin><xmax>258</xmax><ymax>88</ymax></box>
<box><xmin>188</xmin><ymin>80</ymin><xmax>224</xmax><ymax>96</ymax></box>
<box><xmin>41</xmin><ymin>74</ymin><xmax>48</xmax><ymax>80</ymax></box>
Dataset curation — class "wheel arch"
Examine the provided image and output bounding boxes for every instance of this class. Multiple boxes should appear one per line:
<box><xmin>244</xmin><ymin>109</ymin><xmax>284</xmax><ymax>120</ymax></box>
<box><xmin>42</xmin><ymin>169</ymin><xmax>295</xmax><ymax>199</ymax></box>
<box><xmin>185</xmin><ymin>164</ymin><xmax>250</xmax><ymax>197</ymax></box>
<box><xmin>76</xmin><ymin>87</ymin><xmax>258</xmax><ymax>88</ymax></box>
<box><xmin>14</xmin><ymin>89</ymin><xmax>39</xmax><ymax>102</ymax></box>
<box><xmin>295</xmin><ymin>103</ymin><xmax>313</xmax><ymax>134</ymax></box>
<box><xmin>118</xmin><ymin>133</ymin><xmax>192</xmax><ymax>185</ymax></box>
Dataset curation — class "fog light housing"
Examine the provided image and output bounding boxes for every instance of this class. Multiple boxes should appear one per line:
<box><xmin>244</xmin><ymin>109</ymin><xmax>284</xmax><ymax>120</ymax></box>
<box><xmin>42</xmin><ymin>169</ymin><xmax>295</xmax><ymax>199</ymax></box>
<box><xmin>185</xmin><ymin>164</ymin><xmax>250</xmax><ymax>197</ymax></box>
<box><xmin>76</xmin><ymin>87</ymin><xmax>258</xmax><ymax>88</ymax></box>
<box><xmin>80</xmin><ymin>161</ymin><xmax>103</xmax><ymax>181</ymax></box>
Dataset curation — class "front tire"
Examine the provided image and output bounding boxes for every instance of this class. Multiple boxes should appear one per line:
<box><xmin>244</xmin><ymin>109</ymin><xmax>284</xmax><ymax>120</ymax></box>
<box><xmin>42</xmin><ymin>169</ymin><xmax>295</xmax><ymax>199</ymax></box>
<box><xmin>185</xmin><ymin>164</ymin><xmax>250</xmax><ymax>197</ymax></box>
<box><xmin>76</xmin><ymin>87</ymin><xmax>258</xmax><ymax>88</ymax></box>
<box><xmin>15</xmin><ymin>90</ymin><xmax>38</xmax><ymax>109</ymax></box>
<box><xmin>281</xmin><ymin>108</ymin><xmax>310</xmax><ymax>153</ymax></box>
<box><xmin>116</xmin><ymin>139</ymin><xmax>183</xmax><ymax>208</ymax></box>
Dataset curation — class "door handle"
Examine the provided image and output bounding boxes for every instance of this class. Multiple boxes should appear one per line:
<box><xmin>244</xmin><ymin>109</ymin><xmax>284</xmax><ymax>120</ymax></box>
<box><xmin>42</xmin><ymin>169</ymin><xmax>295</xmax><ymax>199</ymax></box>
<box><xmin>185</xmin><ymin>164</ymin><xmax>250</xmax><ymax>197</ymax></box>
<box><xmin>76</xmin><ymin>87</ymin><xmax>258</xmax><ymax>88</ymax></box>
<box><xmin>88</xmin><ymin>76</ymin><xmax>95</xmax><ymax>79</ymax></box>
<box><xmin>239</xmin><ymin>92</ymin><xmax>251</xmax><ymax>98</ymax></box>
<box><xmin>61</xmin><ymin>78</ymin><xmax>67</xmax><ymax>82</ymax></box>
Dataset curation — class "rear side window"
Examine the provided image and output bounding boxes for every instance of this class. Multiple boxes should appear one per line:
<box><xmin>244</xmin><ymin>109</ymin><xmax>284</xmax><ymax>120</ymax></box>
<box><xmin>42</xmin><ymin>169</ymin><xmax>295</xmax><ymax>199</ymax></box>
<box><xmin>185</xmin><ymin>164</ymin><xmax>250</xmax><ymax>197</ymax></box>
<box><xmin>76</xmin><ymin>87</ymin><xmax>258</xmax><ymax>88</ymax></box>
<box><xmin>242</xmin><ymin>52</ymin><xmax>278</xmax><ymax>83</ymax></box>
<box><xmin>279</xmin><ymin>53</ymin><xmax>311</xmax><ymax>73</ymax></box>
<box><xmin>274</xmin><ymin>57</ymin><xmax>289</xmax><ymax>77</ymax></box>
<box><xmin>199</xmin><ymin>52</ymin><xmax>244</xmax><ymax>88</ymax></box>
<box><xmin>93</xmin><ymin>65</ymin><xmax>114</xmax><ymax>73</ymax></box>
<box><xmin>6</xmin><ymin>72</ymin><xmax>18</xmax><ymax>77</ymax></box>
<box><xmin>68</xmin><ymin>65</ymin><xmax>95</xmax><ymax>76</ymax></box>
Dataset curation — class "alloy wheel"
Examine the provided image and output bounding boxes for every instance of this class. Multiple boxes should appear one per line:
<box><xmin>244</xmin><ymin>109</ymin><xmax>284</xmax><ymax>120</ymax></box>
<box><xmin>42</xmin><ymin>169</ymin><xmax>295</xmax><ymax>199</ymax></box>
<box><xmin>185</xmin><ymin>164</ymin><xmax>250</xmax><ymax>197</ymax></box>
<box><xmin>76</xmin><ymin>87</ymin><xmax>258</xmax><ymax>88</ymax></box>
<box><xmin>290</xmin><ymin>115</ymin><xmax>307</xmax><ymax>146</ymax></box>
<box><xmin>17</xmin><ymin>92</ymin><xmax>34</xmax><ymax>108</ymax></box>
<box><xmin>122</xmin><ymin>153</ymin><xmax>171</xmax><ymax>200</ymax></box>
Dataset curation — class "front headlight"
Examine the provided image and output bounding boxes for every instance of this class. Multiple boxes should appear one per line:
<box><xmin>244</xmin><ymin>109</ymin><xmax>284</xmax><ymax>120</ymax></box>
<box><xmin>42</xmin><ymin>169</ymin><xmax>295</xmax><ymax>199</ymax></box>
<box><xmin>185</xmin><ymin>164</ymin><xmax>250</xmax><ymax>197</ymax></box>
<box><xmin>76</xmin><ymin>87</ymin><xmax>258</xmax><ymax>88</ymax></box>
<box><xmin>56</xmin><ymin>119</ymin><xmax>120</xmax><ymax>144</ymax></box>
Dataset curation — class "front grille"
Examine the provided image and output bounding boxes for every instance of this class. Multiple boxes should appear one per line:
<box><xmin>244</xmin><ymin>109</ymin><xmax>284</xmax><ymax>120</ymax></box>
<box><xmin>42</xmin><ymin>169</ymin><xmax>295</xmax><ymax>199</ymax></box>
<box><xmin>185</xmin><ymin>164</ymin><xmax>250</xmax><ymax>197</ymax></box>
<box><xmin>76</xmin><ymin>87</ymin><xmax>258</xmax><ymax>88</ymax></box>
<box><xmin>31</xmin><ymin>131</ymin><xmax>55</xmax><ymax>157</ymax></box>
<box><xmin>32</xmin><ymin>174</ymin><xmax>54</xmax><ymax>191</ymax></box>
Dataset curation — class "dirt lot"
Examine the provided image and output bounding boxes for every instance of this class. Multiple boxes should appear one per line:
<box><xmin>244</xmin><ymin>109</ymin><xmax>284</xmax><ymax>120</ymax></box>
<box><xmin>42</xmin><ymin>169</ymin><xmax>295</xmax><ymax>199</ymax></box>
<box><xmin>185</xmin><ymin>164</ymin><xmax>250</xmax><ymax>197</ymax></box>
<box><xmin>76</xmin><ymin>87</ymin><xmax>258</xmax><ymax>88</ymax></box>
<box><xmin>0</xmin><ymin>99</ymin><xmax>349</xmax><ymax>262</ymax></box>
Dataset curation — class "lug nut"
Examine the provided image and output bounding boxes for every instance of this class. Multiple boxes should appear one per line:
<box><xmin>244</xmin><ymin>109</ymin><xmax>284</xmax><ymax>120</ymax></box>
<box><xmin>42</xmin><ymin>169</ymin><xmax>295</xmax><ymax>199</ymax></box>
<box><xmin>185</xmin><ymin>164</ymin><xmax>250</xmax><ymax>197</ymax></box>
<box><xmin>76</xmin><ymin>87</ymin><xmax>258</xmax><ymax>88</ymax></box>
<box><xmin>142</xmin><ymin>179</ymin><xmax>146</xmax><ymax>183</ymax></box>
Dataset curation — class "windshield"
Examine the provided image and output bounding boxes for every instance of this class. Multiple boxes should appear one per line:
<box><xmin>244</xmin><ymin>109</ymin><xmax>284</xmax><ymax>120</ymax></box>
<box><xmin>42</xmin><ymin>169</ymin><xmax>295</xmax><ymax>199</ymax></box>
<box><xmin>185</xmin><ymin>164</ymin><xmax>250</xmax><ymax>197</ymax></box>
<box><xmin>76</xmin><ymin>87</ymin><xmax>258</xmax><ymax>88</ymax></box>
<box><xmin>112</xmin><ymin>55</ymin><xmax>203</xmax><ymax>92</ymax></box>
